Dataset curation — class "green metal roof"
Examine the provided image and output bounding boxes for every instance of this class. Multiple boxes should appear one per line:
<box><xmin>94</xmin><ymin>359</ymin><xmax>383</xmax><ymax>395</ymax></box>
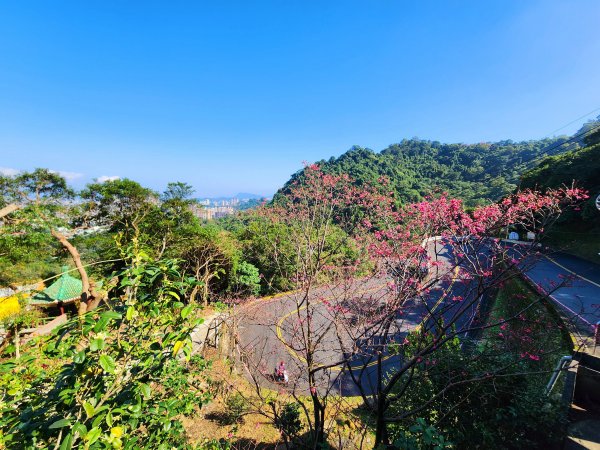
<box><xmin>31</xmin><ymin>271</ymin><xmax>82</xmax><ymax>305</ymax></box>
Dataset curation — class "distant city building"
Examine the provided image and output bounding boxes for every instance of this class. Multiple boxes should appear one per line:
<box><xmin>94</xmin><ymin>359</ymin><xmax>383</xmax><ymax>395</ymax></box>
<box><xmin>191</xmin><ymin>195</ymin><xmax>270</xmax><ymax>220</ymax></box>
<box><xmin>191</xmin><ymin>204</ymin><xmax>235</xmax><ymax>220</ymax></box>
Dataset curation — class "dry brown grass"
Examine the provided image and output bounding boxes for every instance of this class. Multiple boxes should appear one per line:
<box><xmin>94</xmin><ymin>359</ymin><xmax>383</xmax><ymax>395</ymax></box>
<box><xmin>181</xmin><ymin>353</ymin><xmax>284</xmax><ymax>448</ymax></box>
<box><xmin>181</xmin><ymin>350</ymin><xmax>374</xmax><ymax>449</ymax></box>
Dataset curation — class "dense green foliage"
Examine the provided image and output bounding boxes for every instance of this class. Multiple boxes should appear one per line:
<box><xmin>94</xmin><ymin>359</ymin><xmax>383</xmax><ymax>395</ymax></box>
<box><xmin>0</xmin><ymin>255</ymin><xmax>211</xmax><ymax>449</ymax></box>
<box><xmin>386</xmin><ymin>277</ymin><xmax>570</xmax><ymax>449</ymax></box>
<box><xmin>279</xmin><ymin>135</ymin><xmax>582</xmax><ymax>207</ymax></box>
<box><xmin>520</xmin><ymin>139</ymin><xmax>600</xmax><ymax>261</ymax></box>
<box><xmin>0</xmin><ymin>169</ymin><xmax>76</xmax><ymax>286</ymax></box>
<box><xmin>521</xmin><ymin>142</ymin><xmax>600</xmax><ymax>224</ymax></box>
<box><xmin>273</xmin><ymin>403</ymin><xmax>303</xmax><ymax>446</ymax></box>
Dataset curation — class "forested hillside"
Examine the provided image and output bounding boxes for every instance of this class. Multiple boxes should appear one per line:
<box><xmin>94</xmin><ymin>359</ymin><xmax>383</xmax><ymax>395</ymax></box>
<box><xmin>280</xmin><ymin>122</ymin><xmax>599</xmax><ymax>207</ymax></box>
<box><xmin>520</xmin><ymin>131</ymin><xmax>600</xmax><ymax>261</ymax></box>
<box><xmin>521</xmin><ymin>143</ymin><xmax>600</xmax><ymax>211</ymax></box>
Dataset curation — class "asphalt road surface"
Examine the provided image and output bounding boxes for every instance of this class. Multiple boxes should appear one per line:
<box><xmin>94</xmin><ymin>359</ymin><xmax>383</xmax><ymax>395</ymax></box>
<box><xmin>236</xmin><ymin>241</ymin><xmax>476</xmax><ymax>396</ymax></box>
<box><xmin>236</xmin><ymin>241</ymin><xmax>600</xmax><ymax>397</ymax></box>
<box><xmin>522</xmin><ymin>250</ymin><xmax>600</xmax><ymax>336</ymax></box>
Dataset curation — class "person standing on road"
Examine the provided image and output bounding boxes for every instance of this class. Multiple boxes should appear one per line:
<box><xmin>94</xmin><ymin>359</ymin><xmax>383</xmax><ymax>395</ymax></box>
<box><xmin>275</xmin><ymin>361</ymin><xmax>286</xmax><ymax>381</ymax></box>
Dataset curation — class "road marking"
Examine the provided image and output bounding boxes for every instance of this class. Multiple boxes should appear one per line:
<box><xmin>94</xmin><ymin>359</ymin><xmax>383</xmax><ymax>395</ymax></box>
<box><xmin>522</xmin><ymin>272</ymin><xmax>594</xmax><ymax>334</ymax></box>
<box><xmin>276</xmin><ymin>266</ymin><xmax>460</xmax><ymax>372</ymax></box>
<box><xmin>544</xmin><ymin>255</ymin><xmax>600</xmax><ymax>289</ymax></box>
<box><xmin>414</xmin><ymin>266</ymin><xmax>460</xmax><ymax>333</ymax></box>
<box><xmin>275</xmin><ymin>285</ymin><xmax>383</xmax><ymax>372</ymax></box>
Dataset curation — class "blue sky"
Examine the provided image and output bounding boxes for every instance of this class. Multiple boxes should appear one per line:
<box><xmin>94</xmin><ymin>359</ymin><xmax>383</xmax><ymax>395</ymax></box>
<box><xmin>1</xmin><ymin>1</ymin><xmax>599</xmax><ymax>197</ymax></box>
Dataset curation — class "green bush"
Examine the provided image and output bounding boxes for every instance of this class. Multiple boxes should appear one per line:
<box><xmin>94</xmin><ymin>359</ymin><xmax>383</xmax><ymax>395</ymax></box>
<box><xmin>387</xmin><ymin>328</ymin><xmax>569</xmax><ymax>449</ymax></box>
<box><xmin>274</xmin><ymin>402</ymin><xmax>303</xmax><ymax>443</ymax></box>
<box><xmin>198</xmin><ymin>438</ymin><xmax>233</xmax><ymax>450</ymax></box>
<box><xmin>391</xmin><ymin>418</ymin><xmax>452</xmax><ymax>450</ymax></box>
<box><xmin>0</xmin><ymin>255</ymin><xmax>212</xmax><ymax>449</ymax></box>
<box><xmin>230</xmin><ymin>260</ymin><xmax>261</xmax><ymax>297</ymax></box>
<box><xmin>224</xmin><ymin>392</ymin><xmax>249</xmax><ymax>424</ymax></box>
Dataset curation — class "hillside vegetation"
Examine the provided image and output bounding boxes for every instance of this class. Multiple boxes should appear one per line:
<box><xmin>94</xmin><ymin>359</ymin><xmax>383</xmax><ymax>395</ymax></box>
<box><xmin>1</xmin><ymin>124</ymin><xmax>596</xmax><ymax>449</ymax></box>
<box><xmin>520</xmin><ymin>135</ymin><xmax>600</xmax><ymax>262</ymax></box>
<box><xmin>279</xmin><ymin>125</ymin><xmax>599</xmax><ymax>207</ymax></box>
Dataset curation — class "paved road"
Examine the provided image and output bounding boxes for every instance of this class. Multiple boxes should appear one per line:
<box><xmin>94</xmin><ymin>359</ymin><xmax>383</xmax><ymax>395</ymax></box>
<box><xmin>237</xmin><ymin>280</ymin><xmax>403</xmax><ymax>396</ymax></box>
<box><xmin>235</xmin><ymin>241</ymin><xmax>479</xmax><ymax>396</ymax></box>
<box><xmin>236</xmin><ymin>242</ymin><xmax>600</xmax><ymax>397</ymax></box>
<box><xmin>522</xmin><ymin>250</ymin><xmax>600</xmax><ymax>336</ymax></box>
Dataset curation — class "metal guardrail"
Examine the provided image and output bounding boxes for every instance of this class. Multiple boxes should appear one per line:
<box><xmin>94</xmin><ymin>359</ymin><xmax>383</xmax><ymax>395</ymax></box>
<box><xmin>546</xmin><ymin>355</ymin><xmax>574</xmax><ymax>395</ymax></box>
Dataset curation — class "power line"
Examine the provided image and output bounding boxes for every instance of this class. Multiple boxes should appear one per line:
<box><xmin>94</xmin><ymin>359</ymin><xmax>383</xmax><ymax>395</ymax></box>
<box><xmin>517</xmin><ymin>120</ymin><xmax>600</xmax><ymax>191</ymax></box>
<box><xmin>547</xmin><ymin>107</ymin><xmax>600</xmax><ymax>136</ymax></box>
<box><xmin>536</xmin><ymin>120</ymin><xmax>600</xmax><ymax>158</ymax></box>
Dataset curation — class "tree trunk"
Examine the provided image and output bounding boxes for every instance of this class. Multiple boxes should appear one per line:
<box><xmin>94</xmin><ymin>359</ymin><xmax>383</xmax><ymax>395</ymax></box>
<box><xmin>189</xmin><ymin>285</ymin><xmax>199</xmax><ymax>303</ymax></box>
<box><xmin>50</xmin><ymin>229</ymin><xmax>98</xmax><ymax>315</ymax></box>
<box><xmin>374</xmin><ymin>397</ymin><xmax>389</xmax><ymax>448</ymax></box>
<box><xmin>374</xmin><ymin>353</ymin><xmax>390</xmax><ymax>448</ymax></box>
<box><xmin>311</xmin><ymin>395</ymin><xmax>325</xmax><ymax>449</ymax></box>
<box><xmin>309</xmin><ymin>368</ymin><xmax>326</xmax><ymax>448</ymax></box>
<box><xmin>0</xmin><ymin>203</ymin><xmax>20</xmax><ymax>220</ymax></box>
<box><xmin>86</xmin><ymin>281</ymin><xmax>104</xmax><ymax>311</ymax></box>
<box><xmin>200</xmin><ymin>272</ymin><xmax>210</xmax><ymax>307</ymax></box>
<box><xmin>202</xmin><ymin>282</ymin><xmax>209</xmax><ymax>307</ymax></box>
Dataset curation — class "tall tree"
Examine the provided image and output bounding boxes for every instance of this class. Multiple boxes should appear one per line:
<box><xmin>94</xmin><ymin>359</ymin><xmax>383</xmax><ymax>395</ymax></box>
<box><xmin>237</xmin><ymin>166</ymin><xmax>586</xmax><ymax>448</ymax></box>
<box><xmin>153</xmin><ymin>182</ymin><xmax>200</xmax><ymax>257</ymax></box>
<box><xmin>337</xmin><ymin>187</ymin><xmax>586</xmax><ymax>446</ymax></box>
<box><xmin>80</xmin><ymin>178</ymin><xmax>158</xmax><ymax>234</ymax></box>
<box><xmin>239</xmin><ymin>165</ymin><xmax>387</xmax><ymax>447</ymax></box>
<box><xmin>179</xmin><ymin>224</ymin><xmax>239</xmax><ymax>306</ymax></box>
<box><xmin>0</xmin><ymin>169</ymin><xmax>102</xmax><ymax>315</ymax></box>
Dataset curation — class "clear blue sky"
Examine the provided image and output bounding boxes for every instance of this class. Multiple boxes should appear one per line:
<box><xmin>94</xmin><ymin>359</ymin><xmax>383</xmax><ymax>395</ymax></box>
<box><xmin>1</xmin><ymin>1</ymin><xmax>599</xmax><ymax>197</ymax></box>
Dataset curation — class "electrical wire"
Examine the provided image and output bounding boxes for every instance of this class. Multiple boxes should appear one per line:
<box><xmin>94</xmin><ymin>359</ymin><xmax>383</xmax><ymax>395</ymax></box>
<box><xmin>535</xmin><ymin>120</ymin><xmax>600</xmax><ymax>158</ymax></box>
<box><xmin>37</xmin><ymin>258</ymin><xmax>124</xmax><ymax>284</ymax></box>
<box><xmin>547</xmin><ymin>107</ymin><xmax>600</xmax><ymax>136</ymax></box>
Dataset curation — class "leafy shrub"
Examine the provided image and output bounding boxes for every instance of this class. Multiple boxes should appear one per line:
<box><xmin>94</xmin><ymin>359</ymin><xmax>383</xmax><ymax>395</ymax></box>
<box><xmin>213</xmin><ymin>300</ymin><xmax>228</xmax><ymax>313</ymax></box>
<box><xmin>0</xmin><ymin>255</ymin><xmax>212</xmax><ymax>449</ymax></box>
<box><xmin>230</xmin><ymin>260</ymin><xmax>261</xmax><ymax>297</ymax></box>
<box><xmin>391</xmin><ymin>418</ymin><xmax>453</xmax><ymax>450</ymax></box>
<box><xmin>198</xmin><ymin>438</ymin><xmax>233</xmax><ymax>450</ymax></box>
<box><xmin>224</xmin><ymin>392</ymin><xmax>249</xmax><ymax>424</ymax></box>
<box><xmin>274</xmin><ymin>402</ymin><xmax>303</xmax><ymax>443</ymax></box>
<box><xmin>387</xmin><ymin>326</ymin><xmax>569</xmax><ymax>449</ymax></box>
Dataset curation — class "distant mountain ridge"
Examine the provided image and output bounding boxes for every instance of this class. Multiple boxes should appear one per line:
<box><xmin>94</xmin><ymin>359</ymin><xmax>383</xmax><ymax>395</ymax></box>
<box><xmin>196</xmin><ymin>193</ymin><xmax>266</xmax><ymax>202</ymax></box>
<box><xmin>278</xmin><ymin>119</ymin><xmax>600</xmax><ymax>207</ymax></box>
<box><xmin>235</xmin><ymin>193</ymin><xmax>265</xmax><ymax>199</ymax></box>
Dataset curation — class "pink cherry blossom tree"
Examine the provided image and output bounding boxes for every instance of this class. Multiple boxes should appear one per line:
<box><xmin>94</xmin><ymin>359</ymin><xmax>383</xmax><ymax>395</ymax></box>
<box><xmin>334</xmin><ymin>186</ymin><xmax>587</xmax><ymax>446</ymax></box>
<box><xmin>234</xmin><ymin>164</ymin><xmax>587</xmax><ymax>448</ymax></box>
<box><xmin>235</xmin><ymin>165</ymin><xmax>391</xmax><ymax>447</ymax></box>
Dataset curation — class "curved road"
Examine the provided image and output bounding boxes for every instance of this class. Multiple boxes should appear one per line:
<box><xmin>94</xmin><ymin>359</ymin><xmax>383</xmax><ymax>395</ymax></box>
<box><xmin>236</xmin><ymin>241</ymin><xmax>473</xmax><ymax>396</ymax></box>
<box><xmin>235</xmin><ymin>242</ymin><xmax>600</xmax><ymax>397</ymax></box>
<box><xmin>521</xmin><ymin>249</ymin><xmax>600</xmax><ymax>336</ymax></box>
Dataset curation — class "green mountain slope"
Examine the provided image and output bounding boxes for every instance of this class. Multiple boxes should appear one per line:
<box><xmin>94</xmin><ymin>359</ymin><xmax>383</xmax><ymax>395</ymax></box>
<box><xmin>281</xmin><ymin>136</ymin><xmax>579</xmax><ymax>207</ymax></box>
<box><xmin>520</xmin><ymin>141</ymin><xmax>600</xmax><ymax>262</ymax></box>
<box><xmin>279</xmin><ymin>119</ymin><xmax>600</xmax><ymax>208</ymax></box>
<box><xmin>520</xmin><ymin>142</ymin><xmax>600</xmax><ymax>197</ymax></box>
